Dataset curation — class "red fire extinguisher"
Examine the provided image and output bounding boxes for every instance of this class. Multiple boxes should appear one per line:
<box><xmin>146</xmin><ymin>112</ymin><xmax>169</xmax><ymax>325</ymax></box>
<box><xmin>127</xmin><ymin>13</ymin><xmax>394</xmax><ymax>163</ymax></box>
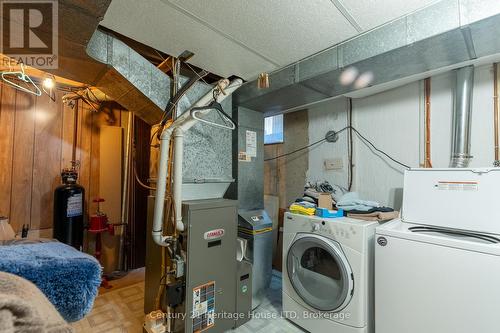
<box><xmin>88</xmin><ymin>198</ymin><xmax>115</xmax><ymax>288</ymax></box>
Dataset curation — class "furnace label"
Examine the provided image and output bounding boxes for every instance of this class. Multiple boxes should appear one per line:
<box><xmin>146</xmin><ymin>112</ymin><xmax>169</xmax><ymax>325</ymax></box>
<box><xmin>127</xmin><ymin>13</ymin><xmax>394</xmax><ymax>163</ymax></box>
<box><xmin>246</xmin><ymin>130</ymin><xmax>257</xmax><ymax>157</ymax></box>
<box><xmin>192</xmin><ymin>281</ymin><xmax>215</xmax><ymax>332</ymax></box>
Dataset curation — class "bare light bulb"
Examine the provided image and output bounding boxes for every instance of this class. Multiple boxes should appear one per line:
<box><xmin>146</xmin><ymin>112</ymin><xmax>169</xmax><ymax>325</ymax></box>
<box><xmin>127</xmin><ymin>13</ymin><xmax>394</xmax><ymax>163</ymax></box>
<box><xmin>42</xmin><ymin>77</ymin><xmax>55</xmax><ymax>89</ymax></box>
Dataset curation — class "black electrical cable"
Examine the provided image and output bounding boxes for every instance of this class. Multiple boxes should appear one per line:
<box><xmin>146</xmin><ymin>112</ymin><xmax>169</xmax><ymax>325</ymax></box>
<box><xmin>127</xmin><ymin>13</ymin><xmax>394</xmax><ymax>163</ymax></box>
<box><xmin>264</xmin><ymin>137</ymin><xmax>326</xmax><ymax>162</ymax></box>
<box><xmin>264</xmin><ymin>125</ymin><xmax>411</xmax><ymax>169</ymax></box>
<box><xmin>349</xmin><ymin>126</ymin><xmax>411</xmax><ymax>169</ymax></box>
<box><xmin>264</xmin><ymin>126</ymin><xmax>352</xmax><ymax>162</ymax></box>
<box><xmin>347</xmin><ymin>98</ymin><xmax>354</xmax><ymax>191</ymax></box>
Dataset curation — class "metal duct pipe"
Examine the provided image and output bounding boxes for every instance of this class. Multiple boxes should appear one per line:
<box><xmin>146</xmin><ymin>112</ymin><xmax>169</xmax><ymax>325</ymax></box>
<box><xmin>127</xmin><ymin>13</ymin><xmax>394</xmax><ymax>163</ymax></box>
<box><xmin>235</xmin><ymin>3</ymin><xmax>500</xmax><ymax>115</ymax></box>
<box><xmin>450</xmin><ymin>66</ymin><xmax>474</xmax><ymax>167</ymax></box>
<box><xmin>494</xmin><ymin>63</ymin><xmax>500</xmax><ymax>166</ymax></box>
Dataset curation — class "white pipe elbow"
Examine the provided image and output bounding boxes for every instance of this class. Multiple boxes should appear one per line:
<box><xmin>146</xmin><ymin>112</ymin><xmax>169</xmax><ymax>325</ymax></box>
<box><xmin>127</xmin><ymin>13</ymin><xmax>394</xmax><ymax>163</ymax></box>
<box><xmin>152</xmin><ymin>231</ymin><xmax>166</xmax><ymax>247</ymax></box>
<box><xmin>175</xmin><ymin>219</ymin><xmax>185</xmax><ymax>232</ymax></box>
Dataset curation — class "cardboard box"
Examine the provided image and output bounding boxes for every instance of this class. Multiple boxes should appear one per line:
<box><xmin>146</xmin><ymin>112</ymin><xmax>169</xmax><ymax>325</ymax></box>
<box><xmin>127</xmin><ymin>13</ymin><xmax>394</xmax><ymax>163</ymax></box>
<box><xmin>318</xmin><ymin>193</ymin><xmax>333</xmax><ymax>210</ymax></box>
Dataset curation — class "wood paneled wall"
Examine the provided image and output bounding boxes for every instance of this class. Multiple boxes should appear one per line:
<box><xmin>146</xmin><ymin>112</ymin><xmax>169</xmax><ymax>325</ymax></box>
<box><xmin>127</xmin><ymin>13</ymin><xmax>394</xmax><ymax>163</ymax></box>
<box><xmin>264</xmin><ymin>110</ymin><xmax>309</xmax><ymax>209</ymax></box>
<box><xmin>0</xmin><ymin>82</ymin><xmax>127</xmax><ymax>234</ymax></box>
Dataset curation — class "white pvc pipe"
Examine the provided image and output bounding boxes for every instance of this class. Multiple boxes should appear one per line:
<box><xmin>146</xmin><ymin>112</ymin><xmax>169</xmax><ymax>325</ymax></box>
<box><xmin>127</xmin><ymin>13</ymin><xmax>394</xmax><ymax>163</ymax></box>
<box><xmin>172</xmin><ymin>127</ymin><xmax>184</xmax><ymax>232</ymax></box>
<box><xmin>152</xmin><ymin>127</ymin><xmax>173</xmax><ymax>246</ymax></box>
<box><xmin>152</xmin><ymin>78</ymin><xmax>242</xmax><ymax>247</ymax></box>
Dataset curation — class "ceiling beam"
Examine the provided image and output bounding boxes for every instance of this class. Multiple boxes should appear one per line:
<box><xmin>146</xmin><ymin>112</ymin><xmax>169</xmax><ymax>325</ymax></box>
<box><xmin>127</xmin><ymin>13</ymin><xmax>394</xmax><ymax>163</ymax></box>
<box><xmin>157</xmin><ymin>56</ymin><xmax>175</xmax><ymax>74</ymax></box>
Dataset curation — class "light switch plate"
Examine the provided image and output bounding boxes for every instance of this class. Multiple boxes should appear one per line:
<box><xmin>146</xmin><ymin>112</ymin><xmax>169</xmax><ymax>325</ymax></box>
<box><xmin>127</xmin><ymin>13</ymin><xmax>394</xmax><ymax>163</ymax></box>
<box><xmin>324</xmin><ymin>158</ymin><xmax>343</xmax><ymax>171</ymax></box>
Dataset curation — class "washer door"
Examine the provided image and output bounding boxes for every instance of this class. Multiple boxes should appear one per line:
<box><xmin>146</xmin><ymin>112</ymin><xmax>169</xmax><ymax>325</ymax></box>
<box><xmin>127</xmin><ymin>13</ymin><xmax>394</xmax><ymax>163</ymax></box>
<box><xmin>287</xmin><ymin>233</ymin><xmax>354</xmax><ymax>312</ymax></box>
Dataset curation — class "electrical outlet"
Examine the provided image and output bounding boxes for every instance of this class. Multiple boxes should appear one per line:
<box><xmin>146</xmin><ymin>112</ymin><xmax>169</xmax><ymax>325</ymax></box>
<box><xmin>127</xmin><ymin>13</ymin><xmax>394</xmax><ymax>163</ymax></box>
<box><xmin>324</xmin><ymin>158</ymin><xmax>343</xmax><ymax>171</ymax></box>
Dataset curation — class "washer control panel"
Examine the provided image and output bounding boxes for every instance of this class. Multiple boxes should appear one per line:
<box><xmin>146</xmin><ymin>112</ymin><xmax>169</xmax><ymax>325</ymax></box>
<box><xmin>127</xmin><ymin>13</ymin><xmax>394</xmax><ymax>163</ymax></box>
<box><xmin>286</xmin><ymin>213</ymin><xmax>372</xmax><ymax>248</ymax></box>
<box><xmin>312</xmin><ymin>220</ymin><xmax>357</xmax><ymax>240</ymax></box>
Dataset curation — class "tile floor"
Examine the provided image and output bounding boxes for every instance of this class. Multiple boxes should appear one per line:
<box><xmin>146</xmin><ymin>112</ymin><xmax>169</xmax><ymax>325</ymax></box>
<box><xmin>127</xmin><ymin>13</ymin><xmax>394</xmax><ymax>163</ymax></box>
<box><xmin>234</xmin><ymin>271</ymin><xmax>304</xmax><ymax>333</ymax></box>
<box><xmin>71</xmin><ymin>281</ymin><xmax>145</xmax><ymax>332</ymax></box>
<box><xmin>72</xmin><ymin>270</ymin><xmax>305</xmax><ymax>333</ymax></box>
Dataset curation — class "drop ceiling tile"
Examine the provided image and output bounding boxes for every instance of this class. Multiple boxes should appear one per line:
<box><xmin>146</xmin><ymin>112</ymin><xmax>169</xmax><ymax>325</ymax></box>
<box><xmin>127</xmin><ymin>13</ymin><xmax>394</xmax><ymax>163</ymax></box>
<box><xmin>101</xmin><ymin>0</ymin><xmax>277</xmax><ymax>79</ymax></box>
<box><xmin>460</xmin><ymin>0</ymin><xmax>500</xmax><ymax>25</ymax></box>
<box><xmin>340</xmin><ymin>0</ymin><xmax>439</xmax><ymax>30</ymax></box>
<box><xmin>165</xmin><ymin>0</ymin><xmax>358</xmax><ymax>66</ymax></box>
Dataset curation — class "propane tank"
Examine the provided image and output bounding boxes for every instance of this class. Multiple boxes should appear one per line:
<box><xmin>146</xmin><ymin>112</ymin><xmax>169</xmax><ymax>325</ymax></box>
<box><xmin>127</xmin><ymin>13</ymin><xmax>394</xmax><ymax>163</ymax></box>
<box><xmin>53</xmin><ymin>164</ymin><xmax>85</xmax><ymax>250</ymax></box>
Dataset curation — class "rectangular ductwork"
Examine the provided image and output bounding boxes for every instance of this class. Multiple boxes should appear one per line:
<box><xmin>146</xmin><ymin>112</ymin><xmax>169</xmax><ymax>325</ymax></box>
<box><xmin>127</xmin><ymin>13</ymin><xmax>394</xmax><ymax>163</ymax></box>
<box><xmin>234</xmin><ymin>0</ymin><xmax>500</xmax><ymax>115</ymax></box>
<box><xmin>85</xmin><ymin>28</ymin><xmax>221</xmax><ymax>125</ymax></box>
<box><xmin>450</xmin><ymin>66</ymin><xmax>474</xmax><ymax>167</ymax></box>
<box><xmin>85</xmin><ymin>29</ymin><xmax>170</xmax><ymax>124</ymax></box>
<box><xmin>23</xmin><ymin>0</ymin><xmax>233</xmax><ymax>183</ymax></box>
<box><xmin>79</xmin><ymin>27</ymin><xmax>214</xmax><ymax>125</ymax></box>
<box><xmin>34</xmin><ymin>0</ymin><xmax>213</xmax><ymax>125</ymax></box>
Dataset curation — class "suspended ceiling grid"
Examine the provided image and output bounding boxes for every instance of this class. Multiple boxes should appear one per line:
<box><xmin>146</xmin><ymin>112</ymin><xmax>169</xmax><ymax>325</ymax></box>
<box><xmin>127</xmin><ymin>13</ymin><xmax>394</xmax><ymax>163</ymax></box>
<box><xmin>101</xmin><ymin>0</ymin><xmax>439</xmax><ymax>79</ymax></box>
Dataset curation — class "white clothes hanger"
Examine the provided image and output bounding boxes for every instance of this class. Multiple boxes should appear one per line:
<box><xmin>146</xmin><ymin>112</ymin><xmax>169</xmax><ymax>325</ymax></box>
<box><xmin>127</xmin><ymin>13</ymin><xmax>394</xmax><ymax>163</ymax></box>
<box><xmin>1</xmin><ymin>63</ymin><xmax>42</xmax><ymax>96</ymax></box>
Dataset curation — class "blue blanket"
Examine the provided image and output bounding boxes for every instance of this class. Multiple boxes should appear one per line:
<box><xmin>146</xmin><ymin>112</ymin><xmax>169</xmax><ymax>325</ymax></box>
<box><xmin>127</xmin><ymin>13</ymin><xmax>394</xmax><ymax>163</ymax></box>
<box><xmin>0</xmin><ymin>241</ymin><xmax>101</xmax><ymax>322</ymax></box>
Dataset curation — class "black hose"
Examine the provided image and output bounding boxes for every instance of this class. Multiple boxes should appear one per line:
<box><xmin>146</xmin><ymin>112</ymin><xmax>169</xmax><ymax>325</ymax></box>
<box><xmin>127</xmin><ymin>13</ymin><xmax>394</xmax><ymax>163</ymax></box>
<box><xmin>160</xmin><ymin>70</ymin><xmax>209</xmax><ymax>128</ymax></box>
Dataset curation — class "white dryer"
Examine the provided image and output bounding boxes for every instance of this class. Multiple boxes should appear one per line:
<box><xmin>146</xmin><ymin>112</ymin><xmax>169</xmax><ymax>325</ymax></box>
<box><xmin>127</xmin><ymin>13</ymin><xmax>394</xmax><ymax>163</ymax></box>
<box><xmin>282</xmin><ymin>213</ymin><xmax>377</xmax><ymax>333</ymax></box>
<box><xmin>376</xmin><ymin>219</ymin><xmax>500</xmax><ymax>333</ymax></box>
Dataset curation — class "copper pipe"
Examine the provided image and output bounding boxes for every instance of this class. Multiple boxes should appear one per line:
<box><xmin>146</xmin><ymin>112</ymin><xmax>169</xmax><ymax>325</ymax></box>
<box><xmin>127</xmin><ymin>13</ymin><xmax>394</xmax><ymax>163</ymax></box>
<box><xmin>494</xmin><ymin>63</ymin><xmax>499</xmax><ymax>164</ymax></box>
<box><xmin>71</xmin><ymin>100</ymin><xmax>79</xmax><ymax>162</ymax></box>
<box><xmin>258</xmin><ymin>72</ymin><xmax>270</xmax><ymax>89</ymax></box>
<box><xmin>424</xmin><ymin>78</ymin><xmax>433</xmax><ymax>168</ymax></box>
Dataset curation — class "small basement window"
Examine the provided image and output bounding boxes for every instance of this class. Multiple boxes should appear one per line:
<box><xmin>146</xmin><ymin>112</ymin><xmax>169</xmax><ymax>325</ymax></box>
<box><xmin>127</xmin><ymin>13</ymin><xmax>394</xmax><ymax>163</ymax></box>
<box><xmin>264</xmin><ymin>114</ymin><xmax>284</xmax><ymax>144</ymax></box>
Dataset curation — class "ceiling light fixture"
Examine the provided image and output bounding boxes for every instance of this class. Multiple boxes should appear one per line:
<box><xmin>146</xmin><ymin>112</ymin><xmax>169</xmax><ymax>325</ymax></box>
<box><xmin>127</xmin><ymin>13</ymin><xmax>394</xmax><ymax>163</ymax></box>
<box><xmin>42</xmin><ymin>73</ymin><xmax>56</xmax><ymax>101</ymax></box>
<box><xmin>42</xmin><ymin>77</ymin><xmax>55</xmax><ymax>90</ymax></box>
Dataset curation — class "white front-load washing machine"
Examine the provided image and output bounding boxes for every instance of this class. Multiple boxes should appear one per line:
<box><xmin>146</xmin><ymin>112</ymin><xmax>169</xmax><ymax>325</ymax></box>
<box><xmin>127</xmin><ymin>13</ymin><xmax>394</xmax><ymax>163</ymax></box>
<box><xmin>282</xmin><ymin>213</ymin><xmax>378</xmax><ymax>333</ymax></box>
